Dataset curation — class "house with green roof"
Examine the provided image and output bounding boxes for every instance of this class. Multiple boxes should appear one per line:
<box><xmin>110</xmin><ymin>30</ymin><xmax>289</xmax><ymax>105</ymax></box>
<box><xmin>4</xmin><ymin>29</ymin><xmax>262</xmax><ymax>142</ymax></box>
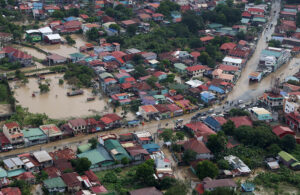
<box><xmin>43</xmin><ymin>177</ymin><xmax>66</xmax><ymax>193</ymax></box>
<box><xmin>278</xmin><ymin>151</ymin><xmax>300</xmax><ymax>170</ymax></box>
<box><xmin>174</xmin><ymin>63</ymin><xmax>187</xmax><ymax>74</ymax></box>
<box><xmin>22</xmin><ymin>128</ymin><xmax>47</xmax><ymax>147</ymax></box>
<box><xmin>69</xmin><ymin>53</ymin><xmax>85</xmax><ymax>62</ymax></box>
<box><xmin>77</xmin><ymin>146</ymin><xmax>114</xmax><ymax>168</ymax></box>
<box><xmin>104</xmin><ymin>139</ymin><xmax>131</xmax><ymax>162</ymax></box>
<box><xmin>0</xmin><ymin>168</ymin><xmax>7</xmax><ymax>178</ymax></box>
<box><xmin>77</xmin><ymin>143</ymin><xmax>92</xmax><ymax>153</ymax></box>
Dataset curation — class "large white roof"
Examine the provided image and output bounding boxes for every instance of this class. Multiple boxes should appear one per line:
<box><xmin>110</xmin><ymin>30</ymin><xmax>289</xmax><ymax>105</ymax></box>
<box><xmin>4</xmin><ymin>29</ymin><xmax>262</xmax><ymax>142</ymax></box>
<box><xmin>46</xmin><ymin>34</ymin><xmax>61</xmax><ymax>40</ymax></box>
<box><xmin>39</xmin><ymin>27</ymin><xmax>53</xmax><ymax>34</ymax></box>
<box><xmin>33</xmin><ymin>150</ymin><xmax>52</xmax><ymax>163</ymax></box>
<box><xmin>223</xmin><ymin>56</ymin><xmax>242</xmax><ymax>64</ymax></box>
<box><xmin>26</xmin><ymin>29</ymin><xmax>40</xmax><ymax>34</ymax></box>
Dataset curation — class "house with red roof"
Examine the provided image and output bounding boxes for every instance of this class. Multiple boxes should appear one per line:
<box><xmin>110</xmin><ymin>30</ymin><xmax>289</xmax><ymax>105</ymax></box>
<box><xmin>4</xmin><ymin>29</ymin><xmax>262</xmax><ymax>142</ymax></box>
<box><xmin>229</xmin><ymin>116</ymin><xmax>253</xmax><ymax>128</ymax></box>
<box><xmin>200</xmin><ymin>36</ymin><xmax>214</xmax><ymax>44</ymax></box>
<box><xmin>61</xmin><ymin>172</ymin><xmax>82</xmax><ymax>193</ymax></box>
<box><xmin>220</xmin><ymin>42</ymin><xmax>237</xmax><ymax>53</ymax></box>
<box><xmin>2</xmin><ymin>122</ymin><xmax>24</xmax><ymax>147</ymax></box>
<box><xmin>49</xmin><ymin>148</ymin><xmax>76</xmax><ymax>161</ymax></box>
<box><xmin>183</xmin><ymin>138</ymin><xmax>213</xmax><ymax>159</ymax></box>
<box><xmin>153</xmin><ymin>71</ymin><xmax>167</xmax><ymax>80</ymax></box>
<box><xmin>138</xmin><ymin>105</ymin><xmax>159</xmax><ymax>121</ymax></box>
<box><xmin>100</xmin><ymin>113</ymin><xmax>122</xmax><ymax>129</ymax></box>
<box><xmin>67</xmin><ymin>118</ymin><xmax>87</xmax><ymax>135</ymax></box>
<box><xmin>185</xmin><ymin>121</ymin><xmax>216</xmax><ymax>142</ymax></box>
<box><xmin>15</xmin><ymin>172</ymin><xmax>35</xmax><ymax>184</ymax></box>
<box><xmin>186</xmin><ymin>65</ymin><xmax>210</xmax><ymax>78</ymax></box>
<box><xmin>285</xmin><ymin>111</ymin><xmax>300</xmax><ymax>132</ymax></box>
<box><xmin>2</xmin><ymin>47</ymin><xmax>33</xmax><ymax>67</ymax></box>
<box><xmin>272</xmin><ymin>125</ymin><xmax>295</xmax><ymax>138</ymax></box>
<box><xmin>0</xmin><ymin>187</ymin><xmax>21</xmax><ymax>195</ymax></box>
<box><xmin>280</xmin><ymin>11</ymin><xmax>297</xmax><ymax>21</ymax></box>
<box><xmin>242</xmin><ymin>11</ymin><xmax>252</xmax><ymax>18</ymax></box>
<box><xmin>247</xmin><ymin>8</ymin><xmax>264</xmax><ymax>16</ymax></box>
<box><xmin>152</xmin><ymin>13</ymin><xmax>164</xmax><ymax>21</ymax></box>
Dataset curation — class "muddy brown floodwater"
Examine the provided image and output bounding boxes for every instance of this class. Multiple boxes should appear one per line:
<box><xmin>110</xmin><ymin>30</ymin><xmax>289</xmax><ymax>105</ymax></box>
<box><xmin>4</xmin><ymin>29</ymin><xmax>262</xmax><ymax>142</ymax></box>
<box><xmin>35</xmin><ymin>34</ymin><xmax>88</xmax><ymax>58</ymax></box>
<box><xmin>10</xmin><ymin>73</ymin><xmax>113</xmax><ymax>119</ymax></box>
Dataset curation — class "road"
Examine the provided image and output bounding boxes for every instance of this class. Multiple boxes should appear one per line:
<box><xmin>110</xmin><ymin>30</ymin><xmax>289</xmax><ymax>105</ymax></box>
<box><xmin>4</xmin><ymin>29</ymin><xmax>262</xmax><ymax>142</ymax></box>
<box><xmin>0</xmin><ymin>0</ymin><xmax>286</xmax><ymax>158</ymax></box>
<box><xmin>227</xmin><ymin>0</ymin><xmax>282</xmax><ymax>102</ymax></box>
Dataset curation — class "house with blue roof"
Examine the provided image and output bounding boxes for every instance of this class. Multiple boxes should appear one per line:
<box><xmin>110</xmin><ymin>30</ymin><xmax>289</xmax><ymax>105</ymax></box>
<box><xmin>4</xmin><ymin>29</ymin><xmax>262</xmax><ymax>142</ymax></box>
<box><xmin>33</xmin><ymin>2</ymin><xmax>43</xmax><ymax>10</ymax></box>
<box><xmin>209</xmin><ymin>85</ymin><xmax>225</xmax><ymax>94</ymax></box>
<box><xmin>201</xmin><ymin>91</ymin><xmax>215</xmax><ymax>104</ymax></box>
<box><xmin>103</xmin><ymin>56</ymin><xmax>116</xmax><ymax>62</ymax></box>
<box><xmin>64</xmin><ymin>16</ymin><xmax>78</xmax><ymax>22</ymax></box>
<box><xmin>204</xmin><ymin>116</ymin><xmax>223</xmax><ymax>132</ymax></box>
<box><xmin>142</xmin><ymin>143</ymin><xmax>160</xmax><ymax>154</ymax></box>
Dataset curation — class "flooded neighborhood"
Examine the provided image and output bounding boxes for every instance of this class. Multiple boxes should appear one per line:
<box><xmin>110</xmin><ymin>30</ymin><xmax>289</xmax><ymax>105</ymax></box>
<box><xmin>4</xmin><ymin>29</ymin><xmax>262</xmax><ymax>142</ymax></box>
<box><xmin>1</xmin><ymin>0</ymin><xmax>300</xmax><ymax>194</ymax></box>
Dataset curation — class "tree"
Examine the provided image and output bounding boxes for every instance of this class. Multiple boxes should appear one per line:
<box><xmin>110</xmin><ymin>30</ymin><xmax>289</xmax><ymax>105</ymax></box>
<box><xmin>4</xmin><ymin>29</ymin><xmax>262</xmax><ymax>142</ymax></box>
<box><xmin>297</xmin><ymin>12</ymin><xmax>300</xmax><ymax>28</ymax></box>
<box><xmin>203</xmin><ymin>187</ymin><xmax>237</xmax><ymax>195</ymax></box>
<box><xmin>9</xmin><ymin>180</ymin><xmax>31</xmax><ymax>195</ymax></box>
<box><xmin>39</xmin><ymin>83</ymin><xmax>50</xmax><ymax>93</ymax></box>
<box><xmin>160</xmin><ymin>129</ymin><xmax>174</xmax><ymax>142</ymax></box>
<box><xmin>267</xmin><ymin>144</ymin><xmax>282</xmax><ymax>156</ymax></box>
<box><xmin>206</xmin><ymin>132</ymin><xmax>227</xmax><ymax>155</ymax></box>
<box><xmin>35</xmin><ymin>170</ymin><xmax>48</xmax><ymax>182</ymax></box>
<box><xmin>52</xmin><ymin>10</ymin><xmax>64</xmax><ymax>18</ymax></box>
<box><xmin>196</xmin><ymin>160</ymin><xmax>218</xmax><ymax>180</ymax></box>
<box><xmin>103</xmin><ymin>171</ymin><xmax>118</xmax><ymax>183</ymax></box>
<box><xmin>229</xmin><ymin>108</ymin><xmax>249</xmax><ymax>117</ymax></box>
<box><xmin>88</xmin><ymin>137</ymin><xmax>98</xmax><ymax>149</ymax></box>
<box><xmin>217</xmin><ymin>159</ymin><xmax>230</xmax><ymax>170</ymax></box>
<box><xmin>135</xmin><ymin>160</ymin><xmax>156</xmax><ymax>186</ymax></box>
<box><xmin>159</xmin><ymin>177</ymin><xmax>177</xmax><ymax>190</ymax></box>
<box><xmin>280</xmin><ymin>135</ymin><xmax>296</xmax><ymax>152</ymax></box>
<box><xmin>86</xmin><ymin>27</ymin><xmax>99</xmax><ymax>41</ymax></box>
<box><xmin>182</xmin><ymin>149</ymin><xmax>196</xmax><ymax>165</ymax></box>
<box><xmin>157</xmin><ymin>0</ymin><xmax>180</xmax><ymax>18</ymax></box>
<box><xmin>65</xmin><ymin>35</ymin><xmax>75</xmax><ymax>45</ymax></box>
<box><xmin>71</xmin><ymin>157</ymin><xmax>92</xmax><ymax>174</ymax></box>
<box><xmin>176</xmin><ymin>132</ymin><xmax>184</xmax><ymax>140</ymax></box>
<box><xmin>59</xmin><ymin>79</ymin><xmax>64</xmax><ymax>85</ymax></box>
<box><xmin>127</xmin><ymin>25</ymin><xmax>137</xmax><ymax>36</ymax></box>
<box><xmin>121</xmin><ymin>157</ymin><xmax>130</xmax><ymax>165</ymax></box>
<box><xmin>134</xmin><ymin>65</ymin><xmax>148</xmax><ymax>78</ymax></box>
<box><xmin>222</xmin><ymin>120</ymin><xmax>235</xmax><ymax>135</ymax></box>
<box><xmin>109</xmin><ymin>24</ymin><xmax>121</xmax><ymax>33</ymax></box>
<box><xmin>164</xmin><ymin>181</ymin><xmax>188</xmax><ymax>195</ymax></box>
<box><xmin>146</xmin><ymin>76</ymin><xmax>158</xmax><ymax>88</ymax></box>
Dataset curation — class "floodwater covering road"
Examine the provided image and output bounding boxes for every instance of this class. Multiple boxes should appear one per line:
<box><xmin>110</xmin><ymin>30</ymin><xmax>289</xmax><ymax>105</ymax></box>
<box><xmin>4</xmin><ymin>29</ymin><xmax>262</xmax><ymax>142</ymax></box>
<box><xmin>227</xmin><ymin>0</ymin><xmax>291</xmax><ymax>102</ymax></box>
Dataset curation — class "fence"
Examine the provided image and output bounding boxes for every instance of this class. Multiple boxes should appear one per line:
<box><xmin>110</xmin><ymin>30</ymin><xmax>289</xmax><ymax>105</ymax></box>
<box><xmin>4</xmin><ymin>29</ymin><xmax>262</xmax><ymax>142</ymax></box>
<box><xmin>91</xmin><ymin>160</ymin><xmax>144</xmax><ymax>172</ymax></box>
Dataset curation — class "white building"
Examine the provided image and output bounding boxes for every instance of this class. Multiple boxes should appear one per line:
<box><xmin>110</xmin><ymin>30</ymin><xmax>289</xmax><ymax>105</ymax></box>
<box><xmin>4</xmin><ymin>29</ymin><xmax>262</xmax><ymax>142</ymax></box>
<box><xmin>39</xmin><ymin>27</ymin><xmax>53</xmax><ymax>38</ymax></box>
<box><xmin>222</xmin><ymin>56</ymin><xmax>243</xmax><ymax>69</ymax></box>
<box><xmin>224</xmin><ymin>155</ymin><xmax>251</xmax><ymax>175</ymax></box>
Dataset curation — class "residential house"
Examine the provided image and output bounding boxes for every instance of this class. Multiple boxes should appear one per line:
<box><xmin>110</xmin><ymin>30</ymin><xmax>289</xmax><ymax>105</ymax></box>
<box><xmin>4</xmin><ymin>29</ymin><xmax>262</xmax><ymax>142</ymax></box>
<box><xmin>18</xmin><ymin>153</ymin><xmax>40</xmax><ymax>173</ymax></box>
<box><xmin>204</xmin><ymin>116</ymin><xmax>227</xmax><ymax>132</ymax></box>
<box><xmin>286</xmin><ymin>111</ymin><xmax>300</xmax><ymax>131</ymax></box>
<box><xmin>2</xmin><ymin>122</ymin><xmax>24</xmax><ymax>147</ymax></box>
<box><xmin>43</xmin><ymin>177</ymin><xmax>66</xmax><ymax>194</ymax></box>
<box><xmin>153</xmin><ymin>71</ymin><xmax>167</xmax><ymax>81</ymax></box>
<box><xmin>224</xmin><ymin>155</ymin><xmax>251</xmax><ymax>175</ymax></box>
<box><xmin>220</xmin><ymin>42</ymin><xmax>237</xmax><ymax>54</ymax></box>
<box><xmin>183</xmin><ymin>138</ymin><xmax>213</xmax><ymax>159</ymax></box>
<box><xmin>22</xmin><ymin>128</ymin><xmax>47</xmax><ymax>147</ymax></box>
<box><xmin>174</xmin><ymin>63</ymin><xmax>187</xmax><ymax>73</ymax></box>
<box><xmin>278</xmin><ymin>151</ymin><xmax>300</xmax><ymax>170</ymax></box>
<box><xmin>142</xmin><ymin>143</ymin><xmax>160</xmax><ymax>154</ymax></box>
<box><xmin>129</xmin><ymin>187</ymin><xmax>163</xmax><ymax>195</ymax></box>
<box><xmin>49</xmin><ymin>148</ymin><xmax>76</xmax><ymax>161</ymax></box>
<box><xmin>259</xmin><ymin>48</ymin><xmax>291</xmax><ymax>71</ymax></box>
<box><xmin>186</xmin><ymin>65</ymin><xmax>209</xmax><ymax>78</ymax></box>
<box><xmin>165</xmin><ymin>104</ymin><xmax>183</xmax><ymax>117</ymax></box>
<box><xmin>0</xmin><ymin>187</ymin><xmax>21</xmax><ymax>195</ymax></box>
<box><xmin>272</xmin><ymin>125</ymin><xmax>295</xmax><ymax>138</ymax></box>
<box><xmin>15</xmin><ymin>172</ymin><xmax>36</xmax><ymax>184</ymax></box>
<box><xmin>32</xmin><ymin>151</ymin><xmax>53</xmax><ymax>168</ymax></box>
<box><xmin>250</xmin><ymin>107</ymin><xmax>272</xmax><ymax>121</ymax></box>
<box><xmin>82</xmin><ymin>23</ymin><xmax>101</xmax><ymax>34</ymax></box>
<box><xmin>69</xmin><ymin>53</ymin><xmax>85</xmax><ymax>63</ymax></box>
<box><xmin>68</xmin><ymin>118</ymin><xmax>87</xmax><ymax>135</ymax></box>
<box><xmin>222</xmin><ymin>56</ymin><xmax>244</xmax><ymax>69</ymax></box>
<box><xmin>25</xmin><ymin>30</ymin><xmax>42</xmax><ymax>42</ymax></box>
<box><xmin>152</xmin><ymin>13</ymin><xmax>164</xmax><ymax>22</ymax></box>
<box><xmin>44</xmin><ymin>34</ymin><xmax>61</xmax><ymax>44</ymax></box>
<box><xmin>261</xmin><ymin>92</ymin><xmax>284</xmax><ymax>109</ymax></box>
<box><xmin>77</xmin><ymin>147</ymin><xmax>114</xmax><ymax>168</ymax></box>
<box><xmin>46</xmin><ymin>54</ymin><xmax>67</xmax><ymax>65</ymax></box>
<box><xmin>3</xmin><ymin>157</ymin><xmax>24</xmax><ymax>171</ymax></box>
<box><xmin>100</xmin><ymin>113</ymin><xmax>122</xmax><ymax>129</ymax></box>
<box><xmin>134</xmin><ymin>131</ymin><xmax>153</xmax><ymax>145</ymax></box>
<box><xmin>138</xmin><ymin>105</ymin><xmax>160</xmax><ymax>121</ymax></box>
<box><xmin>229</xmin><ymin>116</ymin><xmax>253</xmax><ymax>128</ymax></box>
<box><xmin>39</xmin><ymin>27</ymin><xmax>53</xmax><ymax>38</ymax></box>
<box><xmin>39</xmin><ymin>124</ymin><xmax>63</xmax><ymax>141</ymax></box>
<box><xmin>104</xmin><ymin>139</ymin><xmax>132</xmax><ymax>161</ymax></box>
<box><xmin>61</xmin><ymin>172</ymin><xmax>82</xmax><ymax>193</ymax></box>
<box><xmin>247</xmin><ymin>8</ymin><xmax>264</xmax><ymax>15</ymax></box>
<box><xmin>200</xmin><ymin>36</ymin><xmax>214</xmax><ymax>44</ymax></box>
<box><xmin>111</xmin><ymin>93</ymin><xmax>131</xmax><ymax>105</ymax></box>
<box><xmin>126</xmin><ymin>146</ymin><xmax>149</xmax><ymax>161</ymax></box>
<box><xmin>201</xmin><ymin>91</ymin><xmax>216</xmax><ymax>104</ymax></box>
<box><xmin>2</xmin><ymin>47</ymin><xmax>33</xmax><ymax>67</ymax></box>
<box><xmin>202</xmin><ymin>178</ymin><xmax>237</xmax><ymax>192</ymax></box>
<box><xmin>185</xmin><ymin>121</ymin><xmax>216</xmax><ymax>142</ymax></box>
<box><xmin>0</xmin><ymin>133</ymin><xmax>12</xmax><ymax>151</ymax></box>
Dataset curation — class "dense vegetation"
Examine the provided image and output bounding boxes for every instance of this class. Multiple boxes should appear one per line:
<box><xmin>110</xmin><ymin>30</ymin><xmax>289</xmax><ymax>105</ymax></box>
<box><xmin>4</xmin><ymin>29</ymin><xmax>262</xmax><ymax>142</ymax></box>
<box><xmin>0</xmin><ymin>58</ymin><xmax>22</xmax><ymax>70</ymax></box>
<box><xmin>96</xmin><ymin>160</ymin><xmax>187</xmax><ymax>194</ymax></box>
<box><xmin>105</xmin><ymin>4</ymin><xmax>133</xmax><ymax>21</ymax></box>
<box><xmin>64</xmin><ymin>63</ymin><xmax>95</xmax><ymax>87</ymax></box>
<box><xmin>0</xmin><ymin>79</ymin><xmax>14</xmax><ymax>104</ymax></box>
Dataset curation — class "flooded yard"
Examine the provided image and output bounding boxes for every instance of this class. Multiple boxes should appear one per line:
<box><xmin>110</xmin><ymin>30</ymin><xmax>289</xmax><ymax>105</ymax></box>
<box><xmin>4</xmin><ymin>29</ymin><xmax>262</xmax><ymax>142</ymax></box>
<box><xmin>10</xmin><ymin>73</ymin><xmax>112</xmax><ymax>119</ymax></box>
<box><xmin>35</xmin><ymin>34</ymin><xmax>88</xmax><ymax>58</ymax></box>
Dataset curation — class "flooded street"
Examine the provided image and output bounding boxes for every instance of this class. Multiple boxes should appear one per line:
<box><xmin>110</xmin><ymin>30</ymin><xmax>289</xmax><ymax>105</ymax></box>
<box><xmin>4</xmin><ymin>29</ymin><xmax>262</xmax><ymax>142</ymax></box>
<box><xmin>10</xmin><ymin>73</ymin><xmax>112</xmax><ymax>119</ymax></box>
<box><xmin>227</xmin><ymin>0</ymin><xmax>284</xmax><ymax>102</ymax></box>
